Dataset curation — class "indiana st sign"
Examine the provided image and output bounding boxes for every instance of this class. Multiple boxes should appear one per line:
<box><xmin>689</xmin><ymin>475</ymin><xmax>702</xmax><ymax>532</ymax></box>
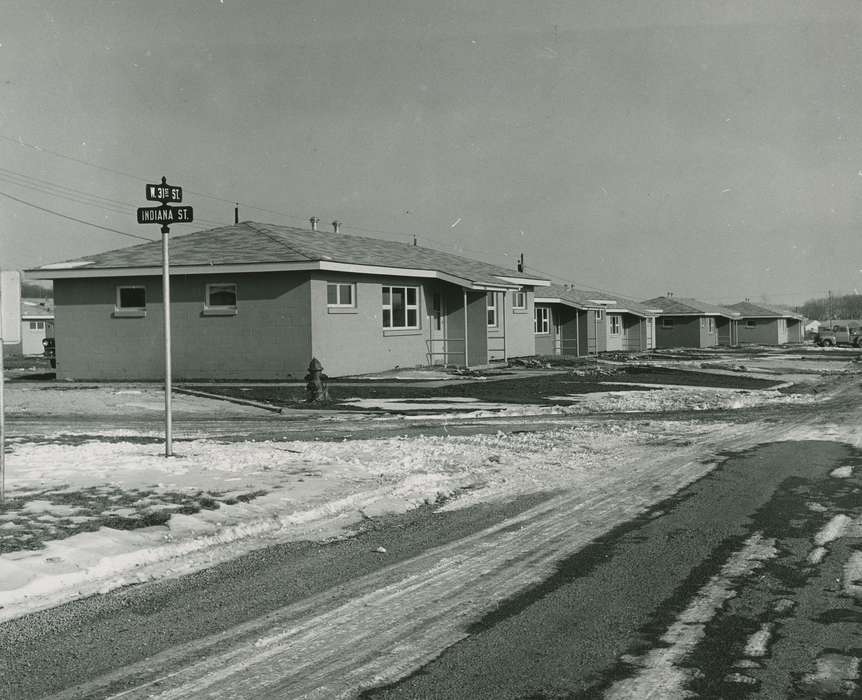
<box><xmin>137</xmin><ymin>205</ymin><xmax>194</xmax><ymax>225</ymax></box>
<box><xmin>146</xmin><ymin>182</ymin><xmax>183</xmax><ymax>203</ymax></box>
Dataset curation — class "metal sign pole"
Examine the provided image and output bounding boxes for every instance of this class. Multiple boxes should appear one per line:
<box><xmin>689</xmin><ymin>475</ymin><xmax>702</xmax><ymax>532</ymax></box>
<box><xmin>162</xmin><ymin>222</ymin><xmax>173</xmax><ymax>457</ymax></box>
<box><xmin>137</xmin><ymin>176</ymin><xmax>191</xmax><ymax>459</ymax></box>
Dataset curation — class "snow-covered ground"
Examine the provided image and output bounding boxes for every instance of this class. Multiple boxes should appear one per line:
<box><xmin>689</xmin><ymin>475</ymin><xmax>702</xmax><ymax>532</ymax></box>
<box><xmin>0</xmin><ymin>419</ymin><xmax>731</xmax><ymax>621</ymax></box>
<box><xmin>0</xmin><ymin>352</ymin><xmax>855</xmax><ymax>621</ymax></box>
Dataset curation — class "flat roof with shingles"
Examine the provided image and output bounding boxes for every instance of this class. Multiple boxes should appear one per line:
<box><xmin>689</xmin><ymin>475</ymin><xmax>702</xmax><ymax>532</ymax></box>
<box><xmin>27</xmin><ymin>221</ymin><xmax>548</xmax><ymax>290</ymax></box>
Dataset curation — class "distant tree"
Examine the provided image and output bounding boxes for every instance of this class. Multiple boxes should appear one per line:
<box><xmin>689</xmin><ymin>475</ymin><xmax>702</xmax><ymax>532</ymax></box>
<box><xmin>20</xmin><ymin>280</ymin><xmax>52</xmax><ymax>298</ymax></box>
<box><xmin>800</xmin><ymin>293</ymin><xmax>862</xmax><ymax>321</ymax></box>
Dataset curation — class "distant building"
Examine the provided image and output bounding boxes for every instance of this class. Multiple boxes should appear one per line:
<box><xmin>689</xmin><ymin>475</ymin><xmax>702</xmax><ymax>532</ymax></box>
<box><xmin>643</xmin><ymin>296</ymin><xmax>740</xmax><ymax>348</ymax></box>
<box><xmin>20</xmin><ymin>298</ymin><xmax>54</xmax><ymax>355</ymax></box>
<box><xmin>727</xmin><ymin>301</ymin><xmax>804</xmax><ymax>345</ymax></box>
<box><xmin>533</xmin><ymin>284</ymin><xmax>658</xmax><ymax>355</ymax></box>
<box><xmin>27</xmin><ymin>221</ymin><xmax>549</xmax><ymax>380</ymax></box>
<box><xmin>1</xmin><ymin>270</ymin><xmax>21</xmax><ymax>356</ymax></box>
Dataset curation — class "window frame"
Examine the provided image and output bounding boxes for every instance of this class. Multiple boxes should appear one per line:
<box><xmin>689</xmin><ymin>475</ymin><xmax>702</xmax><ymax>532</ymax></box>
<box><xmin>326</xmin><ymin>282</ymin><xmax>356</xmax><ymax>308</ymax></box>
<box><xmin>512</xmin><ymin>290</ymin><xmax>527</xmax><ymax>311</ymax></box>
<box><xmin>382</xmin><ymin>285</ymin><xmax>420</xmax><ymax>330</ymax></box>
<box><xmin>745</xmin><ymin>319</ymin><xmax>757</xmax><ymax>328</ymax></box>
<box><xmin>487</xmin><ymin>292</ymin><xmax>498</xmax><ymax>328</ymax></box>
<box><xmin>661</xmin><ymin>318</ymin><xmax>674</xmax><ymax>328</ymax></box>
<box><xmin>609</xmin><ymin>314</ymin><xmax>622</xmax><ymax>335</ymax></box>
<box><xmin>204</xmin><ymin>282</ymin><xmax>238</xmax><ymax>316</ymax></box>
<box><xmin>594</xmin><ymin>309</ymin><xmax>604</xmax><ymax>321</ymax></box>
<box><xmin>114</xmin><ymin>285</ymin><xmax>147</xmax><ymax>317</ymax></box>
<box><xmin>707</xmin><ymin>317</ymin><xmax>715</xmax><ymax>334</ymax></box>
<box><xmin>534</xmin><ymin>306</ymin><xmax>550</xmax><ymax>335</ymax></box>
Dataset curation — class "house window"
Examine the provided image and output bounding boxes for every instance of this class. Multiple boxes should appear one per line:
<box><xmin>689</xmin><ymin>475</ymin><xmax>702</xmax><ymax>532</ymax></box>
<box><xmin>487</xmin><ymin>293</ymin><xmax>498</xmax><ymax>328</ymax></box>
<box><xmin>29</xmin><ymin>321</ymin><xmax>45</xmax><ymax>330</ymax></box>
<box><xmin>609</xmin><ymin>315</ymin><xmax>622</xmax><ymax>335</ymax></box>
<box><xmin>512</xmin><ymin>290</ymin><xmax>526</xmax><ymax>310</ymax></box>
<box><xmin>595</xmin><ymin>309</ymin><xmax>604</xmax><ymax>321</ymax></box>
<box><xmin>746</xmin><ymin>320</ymin><xmax>757</xmax><ymax>328</ymax></box>
<box><xmin>534</xmin><ymin>307</ymin><xmax>550</xmax><ymax>334</ymax></box>
<box><xmin>206</xmin><ymin>283</ymin><xmax>237</xmax><ymax>310</ymax></box>
<box><xmin>700</xmin><ymin>317</ymin><xmax>706</xmax><ymax>328</ymax></box>
<box><xmin>327</xmin><ymin>282</ymin><xmax>355</xmax><ymax>307</ymax></box>
<box><xmin>662</xmin><ymin>318</ymin><xmax>674</xmax><ymax>328</ymax></box>
<box><xmin>382</xmin><ymin>285</ymin><xmax>419</xmax><ymax>329</ymax></box>
<box><xmin>707</xmin><ymin>317</ymin><xmax>715</xmax><ymax>334</ymax></box>
<box><xmin>117</xmin><ymin>285</ymin><xmax>146</xmax><ymax>311</ymax></box>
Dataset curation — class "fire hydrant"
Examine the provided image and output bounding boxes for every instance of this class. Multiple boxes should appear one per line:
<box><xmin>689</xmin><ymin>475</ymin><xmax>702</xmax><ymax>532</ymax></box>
<box><xmin>305</xmin><ymin>357</ymin><xmax>330</xmax><ymax>402</ymax></box>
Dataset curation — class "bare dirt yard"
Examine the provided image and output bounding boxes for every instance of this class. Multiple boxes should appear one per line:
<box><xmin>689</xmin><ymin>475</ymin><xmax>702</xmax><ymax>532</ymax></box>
<box><xmin>1</xmin><ymin>346</ymin><xmax>861</xmax><ymax>697</ymax></box>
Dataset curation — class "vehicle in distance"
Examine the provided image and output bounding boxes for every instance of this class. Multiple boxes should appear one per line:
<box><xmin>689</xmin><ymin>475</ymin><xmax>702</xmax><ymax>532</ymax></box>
<box><xmin>42</xmin><ymin>336</ymin><xmax>56</xmax><ymax>368</ymax></box>
<box><xmin>815</xmin><ymin>323</ymin><xmax>862</xmax><ymax>347</ymax></box>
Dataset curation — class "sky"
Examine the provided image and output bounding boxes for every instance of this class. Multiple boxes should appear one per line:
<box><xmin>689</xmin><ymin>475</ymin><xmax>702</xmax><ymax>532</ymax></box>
<box><xmin>1</xmin><ymin>1</ymin><xmax>861</xmax><ymax>305</ymax></box>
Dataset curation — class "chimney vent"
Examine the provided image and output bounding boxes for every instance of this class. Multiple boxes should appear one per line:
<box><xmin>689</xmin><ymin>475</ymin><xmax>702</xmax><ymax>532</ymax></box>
<box><xmin>309</xmin><ymin>216</ymin><xmax>320</xmax><ymax>231</ymax></box>
<box><xmin>332</xmin><ymin>220</ymin><xmax>342</xmax><ymax>234</ymax></box>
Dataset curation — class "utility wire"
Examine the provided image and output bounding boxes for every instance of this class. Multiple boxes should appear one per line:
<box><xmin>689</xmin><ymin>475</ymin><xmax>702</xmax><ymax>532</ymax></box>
<box><xmin>0</xmin><ymin>166</ymin><xmax>227</xmax><ymax>228</ymax></box>
<box><xmin>0</xmin><ymin>190</ymin><xmax>156</xmax><ymax>242</ymax></box>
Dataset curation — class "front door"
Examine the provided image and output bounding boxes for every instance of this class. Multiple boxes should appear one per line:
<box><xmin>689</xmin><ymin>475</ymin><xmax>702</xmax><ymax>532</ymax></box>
<box><xmin>429</xmin><ymin>292</ymin><xmax>447</xmax><ymax>364</ymax></box>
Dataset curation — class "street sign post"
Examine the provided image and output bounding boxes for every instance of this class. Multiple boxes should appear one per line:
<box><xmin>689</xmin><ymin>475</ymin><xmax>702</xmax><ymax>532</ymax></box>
<box><xmin>137</xmin><ymin>177</ymin><xmax>193</xmax><ymax>457</ymax></box>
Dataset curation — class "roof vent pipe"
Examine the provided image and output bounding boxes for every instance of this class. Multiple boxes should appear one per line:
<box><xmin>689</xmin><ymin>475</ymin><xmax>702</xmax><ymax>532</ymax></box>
<box><xmin>332</xmin><ymin>220</ymin><xmax>342</xmax><ymax>234</ymax></box>
<box><xmin>309</xmin><ymin>216</ymin><xmax>320</xmax><ymax>231</ymax></box>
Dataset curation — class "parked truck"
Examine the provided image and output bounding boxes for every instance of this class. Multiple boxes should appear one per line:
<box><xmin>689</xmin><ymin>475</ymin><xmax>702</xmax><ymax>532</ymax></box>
<box><xmin>814</xmin><ymin>323</ymin><xmax>862</xmax><ymax>347</ymax></box>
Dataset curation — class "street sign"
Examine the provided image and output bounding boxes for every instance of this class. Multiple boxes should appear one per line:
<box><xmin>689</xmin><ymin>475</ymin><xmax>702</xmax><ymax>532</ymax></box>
<box><xmin>136</xmin><ymin>176</ymin><xmax>193</xmax><ymax>458</ymax></box>
<box><xmin>146</xmin><ymin>182</ymin><xmax>183</xmax><ymax>203</ymax></box>
<box><xmin>137</xmin><ymin>205</ymin><xmax>194</xmax><ymax>225</ymax></box>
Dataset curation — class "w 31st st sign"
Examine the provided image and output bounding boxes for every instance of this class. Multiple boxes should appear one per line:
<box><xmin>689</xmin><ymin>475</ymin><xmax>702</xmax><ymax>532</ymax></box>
<box><xmin>137</xmin><ymin>177</ymin><xmax>193</xmax><ymax>229</ymax></box>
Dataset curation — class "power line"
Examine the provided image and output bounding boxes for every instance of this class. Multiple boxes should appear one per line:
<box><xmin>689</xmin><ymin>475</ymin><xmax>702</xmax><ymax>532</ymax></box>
<box><xmin>0</xmin><ymin>190</ymin><xmax>156</xmax><ymax>242</ymax></box>
<box><xmin>0</xmin><ymin>166</ymin><xmax>227</xmax><ymax>228</ymax></box>
<box><xmin>0</xmin><ymin>132</ymin><xmax>445</xmax><ymax>241</ymax></box>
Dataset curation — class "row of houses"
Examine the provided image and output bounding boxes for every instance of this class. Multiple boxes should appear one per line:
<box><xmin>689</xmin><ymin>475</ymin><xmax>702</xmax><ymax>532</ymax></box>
<box><xmin>26</xmin><ymin>220</ymin><xmax>804</xmax><ymax>380</ymax></box>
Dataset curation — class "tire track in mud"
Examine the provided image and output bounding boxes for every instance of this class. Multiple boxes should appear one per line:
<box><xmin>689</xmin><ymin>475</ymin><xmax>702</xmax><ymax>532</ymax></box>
<box><xmin>41</xmin><ymin>412</ymin><xmax>828</xmax><ymax>700</ymax></box>
<box><xmin>366</xmin><ymin>442</ymin><xmax>862</xmax><ymax>699</ymax></box>
<box><xmin>46</xmin><ymin>431</ymin><xmax>749</xmax><ymax>699</ymax></box>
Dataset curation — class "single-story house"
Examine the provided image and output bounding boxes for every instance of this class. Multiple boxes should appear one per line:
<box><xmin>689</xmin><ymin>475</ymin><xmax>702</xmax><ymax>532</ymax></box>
<box><xmin>20</xmin><ymin>298</ymin><xmax>54</xmax><ymax>355</ymax></box>
<box><xmin>26</xmin><ymin>221</ymin><xmax>549</xmax><ymax>380</ymax></box>
<box><xmin>643</xmin><ymin>296</ymin><xmax>740</xmax><ymax>348</ymax></box>
<box><xmin>533</xmin><ymin>284</ymin><xmax>658</xmax><ymax>356</ymax></box>
<box><xmin>727</xmin><ymin>301</ymin><xmax>804</xmax><ymax>345</ymax></box>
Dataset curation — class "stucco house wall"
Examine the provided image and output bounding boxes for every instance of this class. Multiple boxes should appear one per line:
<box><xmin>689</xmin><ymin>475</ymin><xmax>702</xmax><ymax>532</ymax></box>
<box><xmin>54</xmin><ymin>272</ymin><xmax>313</xmax><ymax>381</ymax></box>
<box><xmin>737</xmin><ymin>318</ymin><xmax>779</xmax><ymax>345</ymax></box>
<box><xmin>654</xmin><ymin>316</ymin><xmax>702</xmax><ymax>348</ymax></box>
<box><xmin>309</xmin><ymin>272</ymin><xmax>433</xmax><ymax>376</ymax></box>
<box><xmin>787</xmin><ymin>318</ymin><xmax>803</xmax><ymax>343</ymax></box>
<box><xmin>503</xmin><ymin>289</ymin><xmax>536</xmax><ymax>359</ymax></box>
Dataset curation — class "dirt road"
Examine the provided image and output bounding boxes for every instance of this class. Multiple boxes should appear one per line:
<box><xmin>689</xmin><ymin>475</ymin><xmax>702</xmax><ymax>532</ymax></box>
<box><xmin>1</xmin><ymin>386</ymin><xmax>859</xmax><ymax>699</ymax></box>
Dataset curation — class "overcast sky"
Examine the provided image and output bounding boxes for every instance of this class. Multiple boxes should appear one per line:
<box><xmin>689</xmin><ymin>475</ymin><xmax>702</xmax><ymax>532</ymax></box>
<box><xmin>1</xmin><ymin>1</ymin><xmax>861</xmax><ymax>305</ymax></box>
